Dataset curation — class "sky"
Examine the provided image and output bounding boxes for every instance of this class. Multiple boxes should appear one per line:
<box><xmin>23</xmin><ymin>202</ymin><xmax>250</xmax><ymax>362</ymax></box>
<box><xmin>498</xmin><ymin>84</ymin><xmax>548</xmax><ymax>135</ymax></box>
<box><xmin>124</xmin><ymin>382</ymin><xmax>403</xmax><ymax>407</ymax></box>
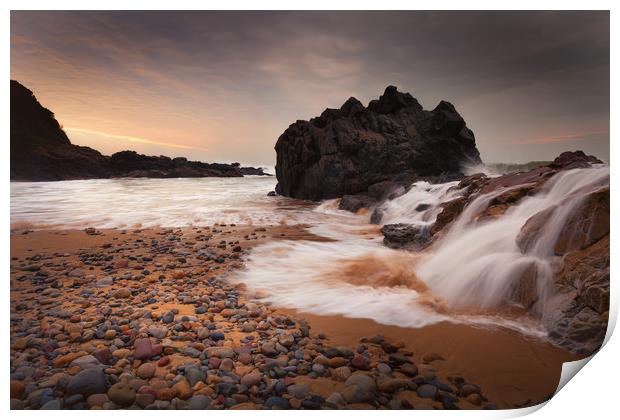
<box><xmin>10</xmin><ymin>11</ymin><xmax>610</xmax><ymax>165</ymax></box>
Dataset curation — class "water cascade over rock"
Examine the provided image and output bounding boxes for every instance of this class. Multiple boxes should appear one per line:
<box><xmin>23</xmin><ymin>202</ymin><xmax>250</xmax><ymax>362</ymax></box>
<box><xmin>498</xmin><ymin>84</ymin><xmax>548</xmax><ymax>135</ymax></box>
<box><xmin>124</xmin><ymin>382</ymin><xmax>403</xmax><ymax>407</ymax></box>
<box><xmin>239</xmin><ymin>151</ymin><xmax>609</xmax><ymax>355</ymax></box>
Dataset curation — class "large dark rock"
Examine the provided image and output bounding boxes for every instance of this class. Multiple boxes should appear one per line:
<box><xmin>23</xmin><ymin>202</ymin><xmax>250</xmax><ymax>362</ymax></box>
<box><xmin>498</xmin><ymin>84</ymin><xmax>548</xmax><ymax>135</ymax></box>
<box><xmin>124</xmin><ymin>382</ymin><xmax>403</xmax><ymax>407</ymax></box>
<box><xmin>10</xmin><ymin>80</ymin><xmax>70</xmax><ymax>147</ymax></box>
<box><xmin>274</xmin><ymin>86</ymin><xmax>481</xmax><ymax>200</ymax></box>
<box><xmin>11</xmin><ymin>80</ymin><xmax>110</xmax><ymax>181</ymax></box>
<box><xmin>10</xmin><ymin>80</ymin><xmax>269</xmax><ymax>181</ymax></box>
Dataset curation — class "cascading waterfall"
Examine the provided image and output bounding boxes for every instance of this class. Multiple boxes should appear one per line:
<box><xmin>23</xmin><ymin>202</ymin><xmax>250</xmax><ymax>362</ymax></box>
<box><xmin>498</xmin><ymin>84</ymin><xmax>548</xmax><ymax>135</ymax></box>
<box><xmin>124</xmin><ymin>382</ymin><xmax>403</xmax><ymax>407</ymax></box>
<box><xmin>376</xmin><ymin>181</ymin><xmax>462</xmax><ymax>226</ymax></box>
<box><xmin>231</xmin><ymin>164</ymin><xmax>609</xmax><ymax>337</ymax></box>
<box><xmin>416</xmin><ymin>166</ymin><xmax>610</xmax><ymax>317</ymax></box>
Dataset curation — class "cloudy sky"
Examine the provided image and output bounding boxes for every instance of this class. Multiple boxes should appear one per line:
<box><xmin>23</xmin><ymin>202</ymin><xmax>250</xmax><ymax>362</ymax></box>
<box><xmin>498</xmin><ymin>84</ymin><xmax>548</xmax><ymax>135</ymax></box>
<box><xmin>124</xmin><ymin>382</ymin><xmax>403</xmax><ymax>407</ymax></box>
<box><xmin>11</xmin><ymin>11</ymin><xmax>609</xmax><ymax>165</ymax></box>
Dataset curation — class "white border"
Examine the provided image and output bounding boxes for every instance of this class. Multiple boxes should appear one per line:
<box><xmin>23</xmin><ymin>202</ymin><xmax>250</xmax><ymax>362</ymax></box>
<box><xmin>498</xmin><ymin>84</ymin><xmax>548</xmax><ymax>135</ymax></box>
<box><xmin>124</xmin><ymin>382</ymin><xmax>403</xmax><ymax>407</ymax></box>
<box><xmin>2</xmin><ymin>2</ymin><xmax>617</xmax><ymax>420</ymax></box>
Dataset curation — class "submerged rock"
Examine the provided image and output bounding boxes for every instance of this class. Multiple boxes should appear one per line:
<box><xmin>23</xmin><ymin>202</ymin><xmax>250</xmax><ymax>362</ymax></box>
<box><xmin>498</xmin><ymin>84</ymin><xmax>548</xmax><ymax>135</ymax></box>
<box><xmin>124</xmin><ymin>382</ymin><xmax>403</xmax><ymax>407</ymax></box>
<box><xmin>339</xmin><ymin>195</ymin><xmax>377</xmax><ymax>213</ymax></box>
<box><xmin>381</xmin><ymin>223</ymin><xmax>431</xmax><ymax>250</ymax></box>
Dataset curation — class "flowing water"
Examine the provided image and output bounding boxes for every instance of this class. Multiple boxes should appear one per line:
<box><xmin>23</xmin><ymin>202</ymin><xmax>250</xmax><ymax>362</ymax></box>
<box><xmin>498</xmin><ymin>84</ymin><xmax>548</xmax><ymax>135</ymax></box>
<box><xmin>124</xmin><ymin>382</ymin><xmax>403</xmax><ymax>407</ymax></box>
<box><xmin>10</xmin><ymin>165</ymin><xmax>610</xmax><ymax>339</ymax></box>
<box><xmin>11</xmin><ymin>177</ymin><xmax>315</xmax><ymax>229</ymax></box>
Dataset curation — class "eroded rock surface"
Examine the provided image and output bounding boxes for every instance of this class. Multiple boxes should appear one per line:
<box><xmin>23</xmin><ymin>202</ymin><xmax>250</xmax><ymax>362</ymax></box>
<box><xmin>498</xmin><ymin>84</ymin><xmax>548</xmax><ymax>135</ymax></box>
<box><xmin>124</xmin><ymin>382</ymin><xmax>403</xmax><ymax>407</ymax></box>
<box><xmin>275</xmin><ymin>86</ymin><xmax>481</xmax><ymax>201</ymax></box>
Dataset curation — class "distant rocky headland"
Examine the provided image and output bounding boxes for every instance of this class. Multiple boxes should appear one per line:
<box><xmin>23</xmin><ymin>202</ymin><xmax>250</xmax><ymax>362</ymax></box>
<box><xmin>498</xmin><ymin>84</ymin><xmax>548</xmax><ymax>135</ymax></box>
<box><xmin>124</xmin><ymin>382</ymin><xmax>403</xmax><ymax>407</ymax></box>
<box><xmin>10</xmin><ymin>80</ymin><xmax>269</xmax><ymax>181</ymax></box>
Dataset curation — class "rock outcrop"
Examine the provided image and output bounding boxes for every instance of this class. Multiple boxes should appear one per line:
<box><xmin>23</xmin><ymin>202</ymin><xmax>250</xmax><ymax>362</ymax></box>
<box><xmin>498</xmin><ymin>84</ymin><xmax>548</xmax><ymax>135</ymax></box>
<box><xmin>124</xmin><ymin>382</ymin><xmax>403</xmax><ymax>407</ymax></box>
<box><xmin>274</xmin><ymin>86</ymin><xmax>481</xmax><ymax>201</ymax></box>
<box><xmin>515</xmin><ymin>186</ymin><xmax>610</xmax><ymax>354</ymax></box>
<box><xmin>429</xmin><ymin>151</ymin><xmax>603</xmax><ymax>236</ymax></box>
<box><xmin>11</xmin><ymin>80</ymin><xmax>111</xmax><ymax>180</ymax></box>
<box><xmin>544</xmin><ymin>234</ymin><xmax>609</xmax><ymax>355</ymax></box>
<box><xmin>10</xmin><ymin>80</ymin><xmax>269</xmax><ymax>181</ymax></box>
<box><xmin>423</xmin><ymin>151</ymin><xmax>608</xmax><ymax>355</ymax></box>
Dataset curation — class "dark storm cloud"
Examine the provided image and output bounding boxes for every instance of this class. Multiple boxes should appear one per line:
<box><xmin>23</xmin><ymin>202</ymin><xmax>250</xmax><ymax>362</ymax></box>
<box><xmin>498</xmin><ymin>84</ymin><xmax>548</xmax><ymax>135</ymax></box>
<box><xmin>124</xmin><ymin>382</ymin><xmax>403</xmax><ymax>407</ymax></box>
<box><xmin>10</xmin><ymin>11</ymin><xmax>609</xmax><ymax>164</ymax></box>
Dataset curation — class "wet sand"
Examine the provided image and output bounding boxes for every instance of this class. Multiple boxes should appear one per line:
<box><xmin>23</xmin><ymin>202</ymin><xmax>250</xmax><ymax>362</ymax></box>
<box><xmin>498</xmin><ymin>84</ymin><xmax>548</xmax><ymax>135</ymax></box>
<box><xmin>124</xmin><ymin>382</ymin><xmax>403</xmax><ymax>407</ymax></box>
<box><xmin>280</xmin><ymin>310</ymin><xmax>579</xmax><ymax>408</ymax></box>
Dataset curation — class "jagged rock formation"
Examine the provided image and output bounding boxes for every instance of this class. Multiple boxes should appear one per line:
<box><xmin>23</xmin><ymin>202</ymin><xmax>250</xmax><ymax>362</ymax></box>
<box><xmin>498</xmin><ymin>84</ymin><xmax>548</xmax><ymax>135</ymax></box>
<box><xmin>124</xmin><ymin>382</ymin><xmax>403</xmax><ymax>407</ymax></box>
<box><xmin>10</xmin><ymin>80</ymin><xmax>268</xmax><ymax>181</ymax></box>
<box><xmin>274</xmin><ymin>86</ymin><xmax>481</xmax><ymax>201</ymax></box>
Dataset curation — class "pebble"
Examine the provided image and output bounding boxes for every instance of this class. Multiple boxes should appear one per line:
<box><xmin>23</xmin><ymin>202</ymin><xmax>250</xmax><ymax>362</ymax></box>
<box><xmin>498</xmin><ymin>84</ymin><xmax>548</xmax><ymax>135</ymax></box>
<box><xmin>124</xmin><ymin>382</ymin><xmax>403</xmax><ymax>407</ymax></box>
<box><xmin>134</xmin><ymin>338</ymin><xmax>162</xmax><ymax>360</ymax></box>
<box><xmin>137</xmin><ymin>362</ymin><xmax>156</xmax><ymax>379</ymax></box>
<box><xmin>341</xmin><ymin>373</ymin><xmax>376</xmax><ymax>404</ymax></box>
<box><xmin>66</xmin><ymin>368</ymin><xmax>107</xmax><ymax>396</ymax></box>
<box><xmin>287</xmin><ymin>384</ymin><xmax>309</xmax><ymax>399</ymax></box>
<box><xmin>86</xmin><ymin>393</ymin><xmax>109</xmax><ymax>408</ymax></box>
<box><xmin>417</xmin><ymin>384</ymin><xmax>438</xmax><ymax>400</ymax></box>
<box><xmin>185</xmin><ymin>366</ymin><xmax>205</xmax><ymax>386</ymax></box>
<box><xmin>350</xmin><ymin>354</ymin><xmax>370</xmax><ymax>370</ymax></box>
<box><xmin>113</xmin><ymin>288</ymin><xmax>131</xmax><ymax>298</ymax></box>
<box><xmin>238</xmin><ymin>353</ymin><xmax>252</xmax><ymax>365</ymax></box>
<box><xmin>188</xmin><ymin>394</ymin><xmax>211</xmax><ymax>409</ymax></box>
<box><xmin>326</xmin><ymin>392</ymin><xmax>345</xmax><ymax>406</ymax></box>
<box><xmin>377</xmin><ymin>362</ymin><xmax>392</xmax><ymax>374</ymax></box>
<box><xmin>240</xmin><ymin>372</ymin><xmax>261</xmax><ymax>387</ymax></box>
<box><xmin>9</xmin><ymin>226</ymin><xmax>492</xmax><ymax>411</ymax></box>
<box><xmin>10</xmin><ymin>380</ymin><xmax>25</xmax><ymax>399</ymax></box>
<box><xmin>460</xmin><ymin>383</ymin><xmax>481</xmax><ymax>397</ymax></box>
<box><xmin>135</xmin><ymin>393</ymin><xmax>155</xmax><ymax>408</ymax></box>
<box><xmin>172</xmin><ymin>379</ymin><xmax>192</xmax><ymax>399</ymax></box>
<box><xmin>107</xmin><ymin>382</ymin><xmax>136</xmax><ymax>406</ymax></box>
<box><xmin>466</xmin><ymin>393</ymin><xmax>482</xmax><ymax>405</ymax></box>
<box><xmin>278</xmin><ymin>334</ymin><xmax>295</xmax><ymax>347</ymax></box>
<box><xmin>148</xmin><ymin>326</ymin><xmax>168</xmax><ymax>339</ymax></box>
<box><xmin>93</xmin><ymin>348</ymin><xmax>112</xmax><ymax>365</ymax></box>
<box><xmin>265</xmin><ymin>396</ymin><xmax>290</xmax><ymax>410</ymax></box>
<box><xmin>40</xmin><ymin>399</ymin><xmax>62</xmax><ymax>409</ymax></box>
<box><xmin>104</xmin><ymin>329</ymin><xmax>117</xmax><ymax>340</ymax></box>
<box><xmin>332</xmin><ymin>366</ymin><xmax>352</xmax><ymax>382</ymax></box>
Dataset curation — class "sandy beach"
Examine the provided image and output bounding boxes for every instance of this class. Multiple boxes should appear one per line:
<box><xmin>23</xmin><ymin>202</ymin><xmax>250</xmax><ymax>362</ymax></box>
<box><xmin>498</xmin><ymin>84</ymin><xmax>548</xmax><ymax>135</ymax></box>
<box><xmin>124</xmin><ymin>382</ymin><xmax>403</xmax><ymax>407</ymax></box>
<box><xmin>279</xmin><ymin>310</ymin><xmax>577</xmax><ymax>408</ymax></box>
<box><xmin>10</xmin><ymin>225</ymin><xmax>577</xmax><ymax>410</ymax></box>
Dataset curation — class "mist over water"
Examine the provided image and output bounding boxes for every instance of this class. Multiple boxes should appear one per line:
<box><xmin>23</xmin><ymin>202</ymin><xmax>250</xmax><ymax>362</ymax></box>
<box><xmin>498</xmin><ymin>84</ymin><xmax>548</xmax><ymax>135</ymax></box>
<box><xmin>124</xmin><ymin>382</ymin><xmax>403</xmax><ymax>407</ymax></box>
<box><xmin>11</xmin><ymin>177</ymin><xmax>306</xmax><ymax>229</ymax></box>
<box><xmin>10</xmin><ymin>165</ymin><xmax>610</xmax><ymax>339</ymax></box>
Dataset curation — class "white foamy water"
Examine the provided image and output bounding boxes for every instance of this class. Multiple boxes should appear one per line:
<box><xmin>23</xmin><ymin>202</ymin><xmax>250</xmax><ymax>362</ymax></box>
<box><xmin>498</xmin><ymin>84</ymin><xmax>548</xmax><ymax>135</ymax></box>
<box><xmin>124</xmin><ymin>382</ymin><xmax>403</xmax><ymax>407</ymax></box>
<box><xmin>417</xmin><ymin>166</ymin><xmax>610</xmax><ymax>318</ymax></box>
<box><xmin>11</xmin><ymin>176</ymin><xmax>325</xmax><ymax>229</ymax></box>
<box><xmin>11</xmin><ymin>165</ymin><xmax>609</xmax><ymax>338</ymax></box>
<box><xmin>235</xmin><ymin>165</ymin><xmax>609</xmax><ymax>337</ymax></box>
<box><xmin>376</xmin><ymin>181</ymin><xmax>462</xmax><ymax>226</ymax></box>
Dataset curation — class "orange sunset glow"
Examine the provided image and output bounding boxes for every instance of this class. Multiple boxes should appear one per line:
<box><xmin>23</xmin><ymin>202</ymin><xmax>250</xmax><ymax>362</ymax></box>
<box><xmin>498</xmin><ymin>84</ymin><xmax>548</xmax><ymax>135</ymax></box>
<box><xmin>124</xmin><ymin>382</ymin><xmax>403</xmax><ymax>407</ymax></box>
<box><xmin>11</xmin><ymin>11</ymin><xmax>610</xmax><ymax>164</ymax></box>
